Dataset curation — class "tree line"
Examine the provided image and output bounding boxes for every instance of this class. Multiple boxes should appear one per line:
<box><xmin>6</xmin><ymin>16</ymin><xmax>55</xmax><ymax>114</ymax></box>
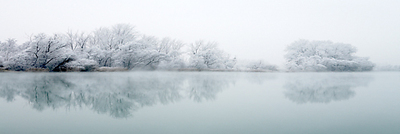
<box><xmin>0</xmin><ymin>24</ymin><xmax>374</xmax><ymax>72</ymax></box>
<box><xmin>0</xmin><ymin>24</ymin><xmax>242</xmax><ymax>71</ymax></box>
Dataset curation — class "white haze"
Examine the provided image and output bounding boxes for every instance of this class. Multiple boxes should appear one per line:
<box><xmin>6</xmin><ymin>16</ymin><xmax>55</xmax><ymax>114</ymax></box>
<box><xmin>1</xmin><ymin>0</ymin><xmax>400</xmax><ymax>66</ymax></box>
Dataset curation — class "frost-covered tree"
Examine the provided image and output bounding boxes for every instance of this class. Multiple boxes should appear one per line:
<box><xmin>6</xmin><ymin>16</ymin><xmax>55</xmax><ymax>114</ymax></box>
<box><xmin>65</xmin><ymin>31</ymin><xmax>91</xmax><ymax>52</ymax></box>
<box><xmin>12</xmin><ymin>33</ymin><xmax>74</xmax><ymax>71</ymax></box>
<box><xmin>116</xmin><ymin>36</ymin><xmax>185</xmax><ymax>70</ymax></box>
<box><xmin>285</xmin><ymin>40</ymin><xmax>374</xmax><ymax>72</ymax></box>
<box><xmin>0</xmin><ymin>39</ymin><xmax>18</xmax><ymax>63</ymax></box>
<box><xmin>63</xmin><ymin>31</ymin><xmax>98</xmax><ymax>71</ymax></box>
<box><xmin>132</xmin><ymin>35</ymin><xmax>166</xmax><ymax>69</ymax></box>
<box><xmin>90</xmin><ymin>24</ymin><xmax>137</xmax><ymax>67</ymax></box>
<box><xmin>114</xmin><ymin>35</ymin><xmax>156</xmax><ymax>69</ymax></box>
<box><xmin>189</xmin><ymin>40</ymin><xmax>236</xmax><ymax>69</ymax></box>
<box><xmin>0</xmin><ymin>39</ymin><xmax>21</xmax><ymax>69</ymax></box>
<box><xmin>150</xmin><ymin>37</ymin><xmax>185</xmax><ymax>69</ymax></box>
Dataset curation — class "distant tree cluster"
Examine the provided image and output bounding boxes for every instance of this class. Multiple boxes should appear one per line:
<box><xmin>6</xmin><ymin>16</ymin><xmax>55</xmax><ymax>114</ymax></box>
<box><xmin>284</xmin><ymin>40</ymin><xmax>374</xmax><ymax>72</ymax></box>
<box><xmin>233</xmin><ymin>60</ymin><xmax>278</xmax><ymax>72</ymax></box>
<box><xmin>374</xmin><ymin>65</ymin><xmax>400</xmax><ymax>71</ymax></box>
<box><xmin>0</xmin><ymin>24</ymin><xmax>244</xmax><ymax>71</ymax></box>
<box><xmin>245</xmin><ymin>60</ymin><xmax>278</xmax><ymax>71</ymax></box>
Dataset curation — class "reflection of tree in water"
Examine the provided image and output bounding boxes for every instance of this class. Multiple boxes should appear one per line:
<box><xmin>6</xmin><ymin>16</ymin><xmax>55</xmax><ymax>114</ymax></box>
<box><xmin>243</xmin><ymin>73</ymin><xmax>277</xmax><ymax>85</ymax></box>
<box><xmin>187</xmin><ymin>73</ymin><xmax>236</xmax><ymax>102</ymax></box>
<box><xmin>0</xmin><ymin>72</ymin><xmax>236</xmax><ymax>118</ymax></box>
<box><xmin>284</xmin><ymin>73</ymin><xmax>372</xmax><ymax>104</ymax></box>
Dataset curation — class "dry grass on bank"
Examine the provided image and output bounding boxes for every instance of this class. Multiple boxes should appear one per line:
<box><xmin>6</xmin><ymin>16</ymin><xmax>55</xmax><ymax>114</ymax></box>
<box><xmin>94</xmin><ymin>67</ymin><xmax>129</xmax><ymax>72</ymax></box>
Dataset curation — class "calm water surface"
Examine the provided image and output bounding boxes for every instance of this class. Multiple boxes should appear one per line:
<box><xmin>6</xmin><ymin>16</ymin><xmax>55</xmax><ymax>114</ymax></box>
<box><xmin>0</xmin><ymin>72</ymin><xmax>399</xmax><ymax>134</ymax></box>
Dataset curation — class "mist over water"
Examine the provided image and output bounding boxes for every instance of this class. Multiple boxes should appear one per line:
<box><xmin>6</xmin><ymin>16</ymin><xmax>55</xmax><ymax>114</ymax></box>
<box><xmin>1</xmin><ymin>72</ymin><xmax>399</xmax><ymax>134</ymax></box>
<box><xmin>1</xmin><ymin>1</ymin><xmax>400</xmax><ymax>134</ymax></box>
<box><xmin>0</xmin><ymin>72</ymin><xmax>237</xmax><ymax>118</ymax></box>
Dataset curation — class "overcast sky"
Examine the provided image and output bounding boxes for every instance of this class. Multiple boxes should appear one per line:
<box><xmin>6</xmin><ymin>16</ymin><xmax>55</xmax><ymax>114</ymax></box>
<box><xmin>1</xmin><ymin>0</ymin><xmax>399</xmax><ymax>66</ymax></box>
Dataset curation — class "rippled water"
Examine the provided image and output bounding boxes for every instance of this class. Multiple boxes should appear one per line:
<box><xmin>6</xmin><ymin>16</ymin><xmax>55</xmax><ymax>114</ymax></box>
<box><xmin>0</xmin><ymin>72</ymin><xmax>399</xmax><ymax>134</ymax></box>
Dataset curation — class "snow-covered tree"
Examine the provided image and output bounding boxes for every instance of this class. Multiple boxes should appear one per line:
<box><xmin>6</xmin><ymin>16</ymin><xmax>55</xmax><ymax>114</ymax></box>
<box><xmin>62</xmin><ymin>31</ymin><xmax>98</xmax><ymax>71</ymax></box>
<box><xmin>189</xmin><ymin>40</ymin><xmax>236</xmax><ymax>69</ymax></box>
<box><xmin>285</xmin><ymin>40</ymin><xmax>374</xmax><ymax>72</ymax></box>
<box><xmin>113</xmin><ymin>35</ymin><xmax>158</xmax><ymax>69</ymax></box>
<box><xmin>0</xmin><ymin>39</ymin><xmax>20</xmax><ymax>68</ymax></box>
<box><xmin>0</xmin><ymin>39</ymin><xmax>18</xmax><ymax>62</ymax></box>
<box><xmin>152</xmin><ymin>37</ymin><xmax>185</xmax><ymax>69</ymax></box>
<box><xmin>133</xmin><ymin>35</ymin><xmax>167</xmax><ymax>69</ymax></box>
<box><xmin>65</xmin><ymin>31</ymin><xmax>91</xmax><ymax>51</ymax></box>
<box><xmin>15</xmin><ymin>33</ymin><xmax>74</xmax><ymax>71</ymax></box>
<box><xmin>115</xmin><ymin>35</ymin><xmax>186</xmax><ymax>70</ymax></box>
<box><xmin>90</xmin><ymin>24</ymin><xmax>137</xmax><ymax>67</ymax></box>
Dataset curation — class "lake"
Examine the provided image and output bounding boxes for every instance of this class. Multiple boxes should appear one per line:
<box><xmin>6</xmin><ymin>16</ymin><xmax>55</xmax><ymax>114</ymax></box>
<box><xmin>0</xmin><ymin>72</ymin><xmax>399</xmax><ymax>134</ymax></box>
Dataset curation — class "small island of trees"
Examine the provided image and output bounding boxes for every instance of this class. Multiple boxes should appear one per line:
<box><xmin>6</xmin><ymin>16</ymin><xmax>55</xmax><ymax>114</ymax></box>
<box><xmin>0</xmin><ymin>24</ymin><xmax>375</xmax><ymax>72</ymax></box>
<box><xmin>285</xmin><ymin>40</ymin><xmax>374</xmax><ymax>72</ymax></box>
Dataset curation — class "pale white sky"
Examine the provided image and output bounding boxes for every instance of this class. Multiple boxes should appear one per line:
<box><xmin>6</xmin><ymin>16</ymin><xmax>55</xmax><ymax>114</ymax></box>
<box><xmin>1</xmin><ymin>0</ymin><xmax>399</xmax><ymax>66</ymax></box>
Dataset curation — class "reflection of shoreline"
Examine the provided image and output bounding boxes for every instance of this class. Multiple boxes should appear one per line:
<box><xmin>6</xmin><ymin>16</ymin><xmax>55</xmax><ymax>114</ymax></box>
<box><xmin>0</xmin><ymin>73</ymin><xmax>237</xmax><ymax>118</ymax></box>
<box><xmin>284</xmin><ymin>73</ymin><xmax>373</xmax><ymax>104</ymax></box>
